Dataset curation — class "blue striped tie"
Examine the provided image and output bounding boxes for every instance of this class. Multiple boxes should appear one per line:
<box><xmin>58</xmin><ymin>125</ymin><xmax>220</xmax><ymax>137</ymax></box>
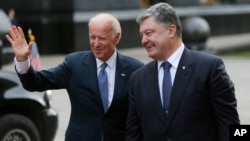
<box><xmin>162</xmin><ymin>61</ymin><xmax>172</xmax><ymax>115</ymax></box>
<box><xmin>98</xmin><ymin>63</ymin><xmax>109</xmax><ymax>113</ymax></box>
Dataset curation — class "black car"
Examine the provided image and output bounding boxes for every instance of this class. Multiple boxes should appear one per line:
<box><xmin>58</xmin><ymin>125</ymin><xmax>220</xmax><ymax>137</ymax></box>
<box><xmin>0</xmin><ymin>9</ymin><xmax>58</xmax><ymax>141</ymax></box>
<box><xmin>0</xmin><ymin>70</ymin><xmax>58</xmax><ymax>141</ymax></box>
<box><xmin>0</xmin><ymin>8</ymin><xmax>15</xmax><ymax>67</ymax></box>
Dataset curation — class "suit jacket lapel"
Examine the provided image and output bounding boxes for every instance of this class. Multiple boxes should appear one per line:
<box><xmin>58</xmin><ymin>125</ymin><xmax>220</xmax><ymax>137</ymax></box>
<box><xmin>166</xmin><ymin>48</ymin><xmax>194</xmax><ymax>128</ymax></box>
<box><xmin>111</xmin><ymin>53</ymin><xmax>129</xmax><ymax>107</ymax></box>
<box><xmin>82</xmin><ymin>52</ymin><xmax>104</xmax><ymax>110</ymax></box>
<box><xmin>147</xmin><ymin>61</ymin><xmax>167</xmax><ymax>124</ymax></box>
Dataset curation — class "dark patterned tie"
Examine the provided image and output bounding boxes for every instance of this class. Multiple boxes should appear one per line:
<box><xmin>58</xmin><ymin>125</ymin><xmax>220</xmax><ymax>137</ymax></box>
<box><xmin>162</xmin><ymin>61</ymin><xmax>172</xmax><ymax>115</ymax></box>
<box><xmin>98</xmin><ymin>63</ymin><xmax>109</xmax><ymax>112</ymax></box>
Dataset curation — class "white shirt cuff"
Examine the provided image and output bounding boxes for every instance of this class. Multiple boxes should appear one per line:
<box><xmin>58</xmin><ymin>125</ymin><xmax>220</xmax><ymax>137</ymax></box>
<box><xmin>14</xmin><ymin>56</ymin><xmax>30</xmax><ymax>74</ymax></box>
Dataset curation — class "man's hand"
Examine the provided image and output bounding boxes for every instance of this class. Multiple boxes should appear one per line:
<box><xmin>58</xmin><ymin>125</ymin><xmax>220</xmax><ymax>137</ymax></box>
<box><xmin>6</xmin><ymin>26</ymin><xmax>32</xmax><ymax>62</ymax></box>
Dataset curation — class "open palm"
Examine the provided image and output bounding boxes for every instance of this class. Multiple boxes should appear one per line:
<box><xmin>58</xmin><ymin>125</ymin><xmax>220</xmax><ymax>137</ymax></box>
<box><xmin>6</xmin><ymin>26</ymin><xmax>32</xmax><ymax>61</ymax></box>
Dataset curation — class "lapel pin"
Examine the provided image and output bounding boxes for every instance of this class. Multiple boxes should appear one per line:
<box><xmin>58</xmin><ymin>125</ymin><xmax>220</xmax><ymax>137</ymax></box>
<box><xmin>182</xmin><ymin>66</ymin><xmax>186</xmax><ymax>70</ymax></box>
<box><xmin>121</xmin><ymin>73</ymin><xmax>126</xmax><ymax>77</ymax></box>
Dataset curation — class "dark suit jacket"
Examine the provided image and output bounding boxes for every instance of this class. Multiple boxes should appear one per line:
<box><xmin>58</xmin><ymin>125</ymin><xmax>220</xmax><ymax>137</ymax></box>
<box><xmin>17</xmin><ymin>51</ymin><xmax>144</xmax><ymax>141</ymax></box>
<box><xmin>126</xmin><ymin>48</ymin><xmax>240</xmax><ymax>141</ymax></box>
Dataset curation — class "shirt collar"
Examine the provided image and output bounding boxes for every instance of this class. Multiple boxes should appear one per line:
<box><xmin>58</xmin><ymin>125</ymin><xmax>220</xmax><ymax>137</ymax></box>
<box><xmin>158</xmin><ymin>43</ymin><xmax>185</xmax><ymax>70</ymax></box>
<box><xmin>96</xmin><ymin>49</ymin><xmax>117</xmax><ymax>70</ymax></box>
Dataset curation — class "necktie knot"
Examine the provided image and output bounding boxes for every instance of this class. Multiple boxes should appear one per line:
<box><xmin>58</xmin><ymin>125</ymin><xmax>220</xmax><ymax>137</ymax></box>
<box><xmin>162</xmin><ymin>61</ymin><xmax>172</xmax><ymax>71</ymax></box>
<box><xmin>100</xmin><ymin>63</ymin><xmax>107</xmax><ymax>72</ymax></box>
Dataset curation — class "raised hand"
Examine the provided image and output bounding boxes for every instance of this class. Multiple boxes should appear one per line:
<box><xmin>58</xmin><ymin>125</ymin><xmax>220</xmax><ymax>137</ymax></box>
<box><xmin>6</xmin><ymin>26</ymin><xmax>32</xmax><ymax>62</ymax></box>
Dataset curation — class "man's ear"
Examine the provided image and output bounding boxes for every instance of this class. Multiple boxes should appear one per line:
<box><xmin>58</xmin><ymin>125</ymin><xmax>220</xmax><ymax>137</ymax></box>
<box><xmin>114</xmin><ymin>32</ymin><xmax>121</xmax><ymax>44</ymax></box>
<box><xmin>168</xmin><ymin>25</ymin><xmax>177</xmax><ymax>38</ymax></box>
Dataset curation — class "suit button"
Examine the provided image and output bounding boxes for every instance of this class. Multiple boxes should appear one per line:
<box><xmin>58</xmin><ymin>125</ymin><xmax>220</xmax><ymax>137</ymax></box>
<box><xmin>167</xmin><ymin>138</ymin><xmax>171</xmax><ymax>141</ymax></box>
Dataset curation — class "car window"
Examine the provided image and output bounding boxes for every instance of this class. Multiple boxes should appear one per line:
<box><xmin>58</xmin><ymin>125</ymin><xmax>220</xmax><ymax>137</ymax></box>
<box><xmin>0</xmin><ymin>9</ymin><xmax>12</xmax><ymax>34</ymax></box>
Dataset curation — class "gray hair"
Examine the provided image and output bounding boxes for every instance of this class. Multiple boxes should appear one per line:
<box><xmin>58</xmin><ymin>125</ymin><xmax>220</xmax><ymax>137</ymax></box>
<box><xmin>89</xmin><ymin>13</ymin><xmax>122</xmax><ymax>38</ymax></box>
<box><xmin>136</xmin><ymin>2</ymin><xmax>182</xmax><ymax>38</ymax></box>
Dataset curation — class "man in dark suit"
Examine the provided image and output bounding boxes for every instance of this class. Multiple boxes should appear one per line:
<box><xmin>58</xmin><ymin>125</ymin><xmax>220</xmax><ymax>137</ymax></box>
<box><xmin>125</xmin><ymin>3</ymin><xmax>240</xmax><ymax>141</ymax></box>
<box><xmin>6</xmin><ymin>13</ymin><xmax>144</xmax><ymax>141</ymax></box>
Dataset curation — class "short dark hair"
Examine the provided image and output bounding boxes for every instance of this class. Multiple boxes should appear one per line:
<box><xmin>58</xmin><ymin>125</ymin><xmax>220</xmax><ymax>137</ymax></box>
<box><xmin>137</xmin><ymin>2</ymin><xmax>182</xmax><ymax>38</ymax></box>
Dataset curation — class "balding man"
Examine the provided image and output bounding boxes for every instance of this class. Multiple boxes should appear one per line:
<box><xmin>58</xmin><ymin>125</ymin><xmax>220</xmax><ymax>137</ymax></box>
<box><xmin>6</xmin><ymin>13</ymin><xmax>144</xmax><ymax>141</ymax></box>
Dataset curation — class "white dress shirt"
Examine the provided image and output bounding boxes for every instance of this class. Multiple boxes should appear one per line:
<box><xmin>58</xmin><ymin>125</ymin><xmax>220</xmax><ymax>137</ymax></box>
<box><xmin>158</xmin><ymin>43</ymin><xmax>184</xmax><ymax>106</ymax></box>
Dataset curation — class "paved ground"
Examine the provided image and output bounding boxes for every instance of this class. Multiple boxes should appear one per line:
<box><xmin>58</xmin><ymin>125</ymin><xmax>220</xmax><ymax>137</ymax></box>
<box><xmin>2</xmin><ymin>34</ymin><xmax>250</xmax><ymax>140</ymax></box>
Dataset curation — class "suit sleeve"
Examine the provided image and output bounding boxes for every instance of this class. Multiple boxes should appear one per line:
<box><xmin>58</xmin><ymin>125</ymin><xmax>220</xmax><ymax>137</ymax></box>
<box><xmin>125</xmin><ymin>72</ymin><xmax>143</xmax><ymax>141</ymax></box>
<box><xmin>209</xmin><ymin>58</ymin><xmax>240</xmax><ymax>141</ymax></box>
<box><xmin>17</xmin><ymin>54</ymin><xmax>72</xmax><ymax>91</ymax></box>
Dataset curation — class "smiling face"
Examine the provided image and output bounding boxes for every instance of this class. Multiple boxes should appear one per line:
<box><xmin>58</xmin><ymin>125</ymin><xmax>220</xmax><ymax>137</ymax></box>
<box><xmin>89</xmin><ymin>15</ymin><xmax>120</xmax><ymax>62</ymax></box>
<box><xmin>140</xmin><ymin>16</ymin><xmax>175</xmax><ymax>61</ymax></box>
